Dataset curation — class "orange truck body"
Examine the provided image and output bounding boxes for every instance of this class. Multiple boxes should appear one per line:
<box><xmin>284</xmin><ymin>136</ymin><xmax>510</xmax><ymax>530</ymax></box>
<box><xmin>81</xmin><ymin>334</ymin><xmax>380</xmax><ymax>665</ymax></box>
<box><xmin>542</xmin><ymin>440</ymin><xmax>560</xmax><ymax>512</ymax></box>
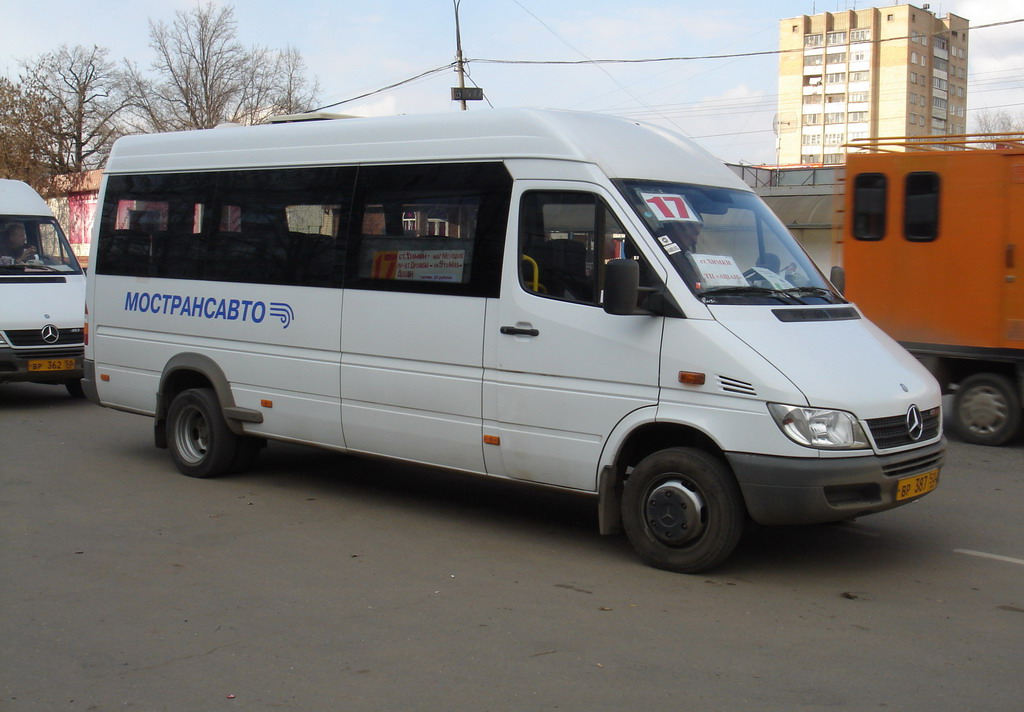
<box><xmin>841</xmin><ymin>135</ymin><xmax>1024</xmax><ymax>445</ymax></box>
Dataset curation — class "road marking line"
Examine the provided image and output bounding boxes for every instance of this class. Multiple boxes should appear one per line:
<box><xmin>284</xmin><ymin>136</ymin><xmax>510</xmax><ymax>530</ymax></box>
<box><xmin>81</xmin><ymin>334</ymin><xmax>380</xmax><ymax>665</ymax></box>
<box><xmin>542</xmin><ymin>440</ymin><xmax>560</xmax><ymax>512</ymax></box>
<box><xmin>954</xmin><ymin>549</ymin><xmax>1024</xmax><ymax>566</ymax></box>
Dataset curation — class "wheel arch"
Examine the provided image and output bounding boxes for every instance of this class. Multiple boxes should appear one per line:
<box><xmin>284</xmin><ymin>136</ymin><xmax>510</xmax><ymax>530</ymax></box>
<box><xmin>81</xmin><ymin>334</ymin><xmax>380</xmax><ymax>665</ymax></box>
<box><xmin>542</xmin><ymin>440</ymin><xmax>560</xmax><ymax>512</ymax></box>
<box><xmin>597</xmin><ymin>417</ymin><xmax>737</xmax><ymax>535</ymax></box>
<box><xmin>154</xmin><ymin>353</ymin><xmax>249</xmax><ymax>447</ymax></box>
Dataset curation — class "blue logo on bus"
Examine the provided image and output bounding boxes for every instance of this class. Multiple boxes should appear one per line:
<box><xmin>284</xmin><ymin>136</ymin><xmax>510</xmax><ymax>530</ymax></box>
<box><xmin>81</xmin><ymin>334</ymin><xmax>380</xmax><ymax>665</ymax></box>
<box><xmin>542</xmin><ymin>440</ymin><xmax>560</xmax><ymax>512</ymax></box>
<box><xmin>123</xmin><ymin>291</ymin><xmax>295</xmax><ymax>329</ymax></box>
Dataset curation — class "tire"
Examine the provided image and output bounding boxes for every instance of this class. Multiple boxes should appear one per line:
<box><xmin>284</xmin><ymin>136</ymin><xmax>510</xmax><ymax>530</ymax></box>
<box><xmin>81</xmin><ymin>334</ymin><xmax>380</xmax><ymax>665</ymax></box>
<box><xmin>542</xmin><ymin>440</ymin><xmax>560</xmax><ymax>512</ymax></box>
<box><xmin>166</xmin><ymin>388</ymin><xmax>240</xmax><ymax>478</ymax></box>
<box><xmin>65</xmin><ymin>379</ymin><xmax>85</xmax><ymax>398</ymax></box>
<box><xmin>622</xmin><ymin>447</ymin><xmax>746</xmax><ymax>574</ymax></box>
<box><xmin>953</xmin><ymin>373</ymin><xmax>1022</xmax><ymax>446</ymax></box>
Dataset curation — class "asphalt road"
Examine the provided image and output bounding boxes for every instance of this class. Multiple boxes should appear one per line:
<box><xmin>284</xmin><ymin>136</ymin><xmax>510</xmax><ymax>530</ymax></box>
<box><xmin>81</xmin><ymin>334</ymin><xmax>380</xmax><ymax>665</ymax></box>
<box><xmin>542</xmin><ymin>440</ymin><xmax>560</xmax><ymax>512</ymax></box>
<box><xmin>2</xmin><ymin>382</ymin><xmax>1022</xmax><ymax>711</ymax></box>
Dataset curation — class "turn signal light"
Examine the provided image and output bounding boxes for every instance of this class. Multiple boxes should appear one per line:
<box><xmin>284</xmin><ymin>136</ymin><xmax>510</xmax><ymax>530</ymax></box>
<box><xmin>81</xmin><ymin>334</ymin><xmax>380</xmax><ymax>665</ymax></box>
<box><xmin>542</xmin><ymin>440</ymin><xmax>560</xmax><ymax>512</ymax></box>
<box><xmin>678</xmin><ymin>371</ymin><xmax>706</xmax><ymax>386</ymax></box>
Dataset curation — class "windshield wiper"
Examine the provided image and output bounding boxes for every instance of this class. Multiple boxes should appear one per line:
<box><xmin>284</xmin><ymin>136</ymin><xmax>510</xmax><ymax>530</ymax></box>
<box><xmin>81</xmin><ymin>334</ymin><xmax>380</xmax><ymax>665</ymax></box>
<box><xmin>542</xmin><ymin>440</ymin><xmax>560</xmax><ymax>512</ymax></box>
<box><xmin>779</xmin><ymin>286</ymin><xmax>844</xmax><ymax>303</ymax></box>
<box><xmin>699</xmin><ymin>286</ymin><xmax>801</xmax><ymax>304</ymax></box>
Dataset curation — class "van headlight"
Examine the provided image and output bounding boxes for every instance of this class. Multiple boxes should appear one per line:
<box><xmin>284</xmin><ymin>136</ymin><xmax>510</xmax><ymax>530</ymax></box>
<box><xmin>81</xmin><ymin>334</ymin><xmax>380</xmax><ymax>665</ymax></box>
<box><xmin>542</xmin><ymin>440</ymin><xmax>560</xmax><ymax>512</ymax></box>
<box><xmin>768</xmin><ymin>403</ymin><xmax>869</xmax><ymax>450</ymax></box>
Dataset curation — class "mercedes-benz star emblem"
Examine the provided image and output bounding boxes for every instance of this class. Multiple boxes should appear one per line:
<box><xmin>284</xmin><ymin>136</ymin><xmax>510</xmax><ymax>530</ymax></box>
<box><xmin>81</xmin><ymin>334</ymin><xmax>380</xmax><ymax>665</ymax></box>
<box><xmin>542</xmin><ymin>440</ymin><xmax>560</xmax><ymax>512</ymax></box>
<box><xmin>41</xmin><ymin>324</ymin><xmax>60</xmax><ymax>344</ymax></box>
<box><xmin>906</xmin><ymin>404</ymin><xmax>924</xmax><ymax>441</ymax></box>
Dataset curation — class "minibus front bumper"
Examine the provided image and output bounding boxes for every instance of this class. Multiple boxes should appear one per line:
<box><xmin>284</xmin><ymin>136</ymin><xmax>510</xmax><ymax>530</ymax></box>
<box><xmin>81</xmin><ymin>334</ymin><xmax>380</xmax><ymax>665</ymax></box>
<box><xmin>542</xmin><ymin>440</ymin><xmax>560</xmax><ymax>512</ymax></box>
<box><xmin>726</xmin><ymin>439</ymin><xmax>945</xmax><ymax>526</ymax></box>
<box><xmin>0</xmin><ymin>345</ymin><xmax>84</xmax><ymax>386</ymax></box>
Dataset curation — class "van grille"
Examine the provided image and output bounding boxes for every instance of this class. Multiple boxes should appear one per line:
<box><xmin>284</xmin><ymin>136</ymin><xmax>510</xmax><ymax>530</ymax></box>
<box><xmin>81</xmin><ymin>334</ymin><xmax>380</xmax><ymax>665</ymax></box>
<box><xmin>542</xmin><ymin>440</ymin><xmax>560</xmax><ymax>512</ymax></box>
<box><xmin>2</xmin><ymin>328</ymin><xmax>84</xmax><ymax>348</ymax></box>
<box><xmin>867</xmin><ymin>408</ymin><xmax>941</xmax><ymax>450</ymax></box>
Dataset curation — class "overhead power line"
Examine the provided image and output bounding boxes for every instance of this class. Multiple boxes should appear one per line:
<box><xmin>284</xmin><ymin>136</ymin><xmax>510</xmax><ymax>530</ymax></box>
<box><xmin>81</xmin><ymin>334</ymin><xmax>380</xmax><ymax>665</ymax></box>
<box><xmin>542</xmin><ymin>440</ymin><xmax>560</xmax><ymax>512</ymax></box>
<box><xmin>466</xmin><ymin>17</ymin><xmax>1024</xmax><ymax>68</ymax></box>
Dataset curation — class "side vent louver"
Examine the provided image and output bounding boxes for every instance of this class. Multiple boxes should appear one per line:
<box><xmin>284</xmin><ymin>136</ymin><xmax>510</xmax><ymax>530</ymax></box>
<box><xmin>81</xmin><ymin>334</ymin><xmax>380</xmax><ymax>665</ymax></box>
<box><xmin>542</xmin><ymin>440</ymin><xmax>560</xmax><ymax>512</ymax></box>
<box><xmin>719</xmin><ymin>376</ymin><xmax>757</xmax><ymax>397</ymax></box>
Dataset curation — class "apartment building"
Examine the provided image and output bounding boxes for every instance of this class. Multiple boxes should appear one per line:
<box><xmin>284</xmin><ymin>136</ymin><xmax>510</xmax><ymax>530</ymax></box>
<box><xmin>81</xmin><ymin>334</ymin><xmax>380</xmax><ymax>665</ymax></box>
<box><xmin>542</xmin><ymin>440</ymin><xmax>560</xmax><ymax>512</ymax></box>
<box><xmin>776</xmin><ymin>4</ymin><xmax>969</xmax><ymax>165</ymax></box>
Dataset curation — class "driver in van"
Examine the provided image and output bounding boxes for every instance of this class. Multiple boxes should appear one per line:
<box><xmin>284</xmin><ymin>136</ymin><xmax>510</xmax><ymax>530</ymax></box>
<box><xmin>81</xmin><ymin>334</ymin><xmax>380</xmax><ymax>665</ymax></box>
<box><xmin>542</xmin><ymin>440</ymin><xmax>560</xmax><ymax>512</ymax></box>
<box><xmin>0</xmin><ymin>223</ymin><xmax>36</xmax><ymax>263</ymax></box>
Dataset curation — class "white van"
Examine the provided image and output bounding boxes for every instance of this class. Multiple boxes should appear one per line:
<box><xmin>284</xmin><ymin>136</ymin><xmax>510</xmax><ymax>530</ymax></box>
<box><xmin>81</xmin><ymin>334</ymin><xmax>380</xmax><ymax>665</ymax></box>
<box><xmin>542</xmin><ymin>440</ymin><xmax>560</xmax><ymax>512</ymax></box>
<box><xmin>1</xmin><ymin>179</ymin><xmax>86</xmax><ymax>397</ymax></box>
<box><xmin>84</xmin><ymin>109</ymin><xmax>944</xmax><ymax>572</ymax></box>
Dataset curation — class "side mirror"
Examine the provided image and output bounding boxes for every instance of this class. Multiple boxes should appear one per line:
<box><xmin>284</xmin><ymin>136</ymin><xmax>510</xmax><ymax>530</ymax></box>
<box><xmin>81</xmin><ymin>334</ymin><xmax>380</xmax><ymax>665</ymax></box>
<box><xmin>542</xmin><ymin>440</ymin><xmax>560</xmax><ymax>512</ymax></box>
<box><xmin>603</xmin><ymin>259</ymin><xmax>640</xmax><ymax>315</ymax></box>
<box><xmin>829</xmin><ymin>265</ymin><xmax>846</xmax><ymax>295</ymax></box>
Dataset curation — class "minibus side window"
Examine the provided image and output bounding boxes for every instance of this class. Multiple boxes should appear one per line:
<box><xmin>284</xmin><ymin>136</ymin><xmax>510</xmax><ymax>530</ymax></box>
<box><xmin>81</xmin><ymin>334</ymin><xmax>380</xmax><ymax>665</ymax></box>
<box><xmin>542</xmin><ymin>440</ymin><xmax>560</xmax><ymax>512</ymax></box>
<box><xmin>519</xmin><ymin>191</ymin><xmax>656</xmax><ymax>307</ymax></box>
<box><xmin>205</xmin><ymin>167</ymin><xmax>352</xmax><ymax>287</ymax></box>
<box><xmin>852</xmin><ymin>173</ymin><xmax>887</xmax><ymax>240</ymax></box>
<box><xmin>97</xmin><ymin>173</ymin><xmax>212</xmax><ymax>279</ymax></box>
<box><xmin>345</xmin><ymin>163</ymin><xmax>511</xmax><ymax>298</ymax></box>
<box><xmin>904</xmin><ymin>171</ymin><xmax>940</xmax><ymax>242</ymax></box>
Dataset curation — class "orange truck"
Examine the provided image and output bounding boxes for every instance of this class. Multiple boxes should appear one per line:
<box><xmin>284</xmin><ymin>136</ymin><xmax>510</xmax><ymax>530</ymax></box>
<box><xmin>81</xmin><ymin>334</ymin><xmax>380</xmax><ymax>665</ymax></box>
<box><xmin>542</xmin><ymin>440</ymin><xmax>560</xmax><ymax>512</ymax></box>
<box><xmin>841</xmin><ymin>135</ymin><xmax>1024</xmax><ymax>445</ymax></box>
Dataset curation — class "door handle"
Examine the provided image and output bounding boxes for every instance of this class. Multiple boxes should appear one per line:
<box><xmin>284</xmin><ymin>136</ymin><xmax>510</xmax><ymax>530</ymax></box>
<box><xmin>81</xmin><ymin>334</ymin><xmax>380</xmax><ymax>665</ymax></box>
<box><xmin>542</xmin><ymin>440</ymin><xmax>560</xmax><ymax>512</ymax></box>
<box><xmin>500</xmin><ymin>326</ymin><xmax>540</xmax><ymax>337</ymax></box>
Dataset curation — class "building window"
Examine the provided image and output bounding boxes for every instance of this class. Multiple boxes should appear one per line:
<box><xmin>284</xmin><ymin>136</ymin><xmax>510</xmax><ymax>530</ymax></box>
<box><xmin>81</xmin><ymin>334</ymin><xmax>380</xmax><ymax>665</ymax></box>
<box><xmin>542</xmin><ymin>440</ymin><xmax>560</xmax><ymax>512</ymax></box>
<box><xmin>823</xmin><ymin>153</ymin><xmax>844</xmax><ymax>165</ymax></box>
<box><xmin>825</xmin><ymin>112</ymin><xmax>846</xmax><ymax>124</ymax></box>
<box><xmin>851</xmin><ymin>49</ymin><xmax>868</xmax><ymax>62</ymax></box>
<box><xmin>826</xmin><ymin>52</ymin><xmax>847</xmax><ymax>64</ymax></box>
<box><xmin>826</xmin><ymin>72</ymin><xmax>847</xmax><ymax>84</ymax></box>
<box><xmin>826</xmin><ymin>93</ymin><xmax>846</xmax><ymax>103</ymax></box>
<box><xmin>803</xmin><ymin>94</ymin><xmax>823</xmax><ymax>106</ymax></box>
<box><xmin>805</xmin><ymin>34</ymin><xmax>823</xmax><ymax>47</ymax></box>
<box><xmin>849</xmin><ymin>92</ymin><xmax>869</xmax><ymax>103</ymax></box>
<box><xmin>825</xmin><ymin>133</ymin><xmax>845</xmax><ymax>145</ymax></box>
<box><xmin>910</xmin><ymin>72</ymin><xmax>918</xmax><ymax>85</ymax></box>
<box><xmin>933</xmin><ymin>77</ymin><xmax>948</xmax><ymax>92</ymax></box>
<box><xmin>802</xmin><ymin>133</ymin><xmax>821</xmax><ymax>145</ymax></box>
<box><xmin>803</xmin><ymin>113</ymin><xmax>821</xmax><ymax>125</ymax></box>
<box><xmin>801</xmin><ymin>154</ymin><xmax>821</xmax><ymax>164</ymax></box>
<box><xmin>827</xmin><ymin>31</ymin><xmax>847</xmax><ymax>44</ymax></box>
<box><xmin>804</xmin><ymin>54</ymin><xmax>824</xmax><ymax>67</ymax></box>
<box><xmin>849</xmin><ymin>111</ymin><xmax>868</xmax><ymax>122</ymax></box>
<box><xmin>933</xmin><ymin>57</ymin><xmax>948</xmax><ymax>72</ymax></box>
<box><xmin>851</xmin><ymin>29</ymin><xmax>871</xmax><ymax>41</ymax></box>
<box><xmin>850</xmin><ymin>71</ymin><xmax>869</xmax><ymax>82</ymax></box>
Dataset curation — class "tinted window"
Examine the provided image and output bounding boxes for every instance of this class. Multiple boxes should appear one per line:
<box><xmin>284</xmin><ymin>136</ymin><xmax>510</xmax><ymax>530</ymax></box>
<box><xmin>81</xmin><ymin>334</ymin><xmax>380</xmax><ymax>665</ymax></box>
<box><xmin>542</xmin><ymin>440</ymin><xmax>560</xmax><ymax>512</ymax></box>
<box><xmin>344</xmin><ymin>163</ymin><xmax>511</xmax><ymax>298</ymax></box>
<box><xmin>904</xmin><ymin>171</ymin><xmax>940</xmax><ymax>241</ymax></box>
<box><xmin>852</xmin><ymin>173</ymin><xmax>887</xmax><ymax>240</ymax></box>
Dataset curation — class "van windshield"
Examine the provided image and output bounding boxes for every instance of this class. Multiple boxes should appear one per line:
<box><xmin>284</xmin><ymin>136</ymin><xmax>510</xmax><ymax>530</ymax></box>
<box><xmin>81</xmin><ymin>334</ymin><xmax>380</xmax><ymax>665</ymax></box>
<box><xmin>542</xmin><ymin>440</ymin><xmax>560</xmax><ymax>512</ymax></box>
<box><xmin>616</xmin><ymin>180</ymin><xmax>841</xmax><ymax>305</ymax></box>
<box><xmin>0</xmin><ymin>216</ymin><xmax>83</xmax><ymax>274</ymax></box>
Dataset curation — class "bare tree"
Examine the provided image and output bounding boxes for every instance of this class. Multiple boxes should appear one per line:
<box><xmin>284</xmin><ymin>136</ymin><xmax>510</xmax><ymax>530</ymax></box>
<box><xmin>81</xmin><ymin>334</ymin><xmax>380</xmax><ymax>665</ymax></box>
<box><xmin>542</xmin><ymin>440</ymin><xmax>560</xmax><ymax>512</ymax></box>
<box><xmin>123</xmin><ymin>2</ymin><xmax>319</xmax><ymax>132</ymax></box>
<box><xmin>19</xmin><ymin>45</ymin><xmax>128</xmax><ymax>173</ymax></box>
<box><xmin>974</xmin><ymin>109</ymin><xmax>1024</xmax><ymax>135</ymax></box>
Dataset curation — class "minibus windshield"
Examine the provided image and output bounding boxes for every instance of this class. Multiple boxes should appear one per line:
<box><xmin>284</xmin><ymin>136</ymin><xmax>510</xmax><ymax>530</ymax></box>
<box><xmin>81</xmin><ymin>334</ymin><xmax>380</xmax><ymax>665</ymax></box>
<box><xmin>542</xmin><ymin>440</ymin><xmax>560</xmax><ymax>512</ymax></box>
<box><xmin>616</xmin><ymin>180</ymin><xmax>841</xmax><ymax>305</ymax></box>
<box><xmin>0</xmin><ymin>216</ymin><xmax>83</xmax><ymax>274</ymax></box>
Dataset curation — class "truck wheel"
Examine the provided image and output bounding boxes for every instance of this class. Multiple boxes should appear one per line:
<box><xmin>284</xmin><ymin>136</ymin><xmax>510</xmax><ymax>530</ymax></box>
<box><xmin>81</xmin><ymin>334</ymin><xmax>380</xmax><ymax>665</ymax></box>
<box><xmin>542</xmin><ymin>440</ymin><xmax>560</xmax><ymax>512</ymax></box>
<box><xmin>167</xmin><ymin>388</ymin><xmax>239</xmax><ymax>477</ymax></box>
<box><xmin>953</xmin><ymin>374</ymin><xmax>1022</xmax><ymax>446</ymax></box>
<box><xmin>622</xmin><ymin>447</ymin><xmax>746</xmax><ymax>574</ymax></box>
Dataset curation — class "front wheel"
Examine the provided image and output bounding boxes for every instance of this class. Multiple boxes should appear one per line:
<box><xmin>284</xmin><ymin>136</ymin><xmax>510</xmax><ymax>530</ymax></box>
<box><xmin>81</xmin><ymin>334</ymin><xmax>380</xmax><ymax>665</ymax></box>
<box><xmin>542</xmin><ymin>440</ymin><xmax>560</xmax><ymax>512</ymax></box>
<box><xmin>622</xmin><ymin>448</ymin><xmax>746</xmax><ymax>574</ymax></box>
<box><xmin>166</xmin><ymin>388</ymin><xmax>240</xmax><ymax>478</ymax></box>
<box><xmin>953</xmin><ymin>373</ymin><xmax>1022</xmax><ymax>446</ymax></box>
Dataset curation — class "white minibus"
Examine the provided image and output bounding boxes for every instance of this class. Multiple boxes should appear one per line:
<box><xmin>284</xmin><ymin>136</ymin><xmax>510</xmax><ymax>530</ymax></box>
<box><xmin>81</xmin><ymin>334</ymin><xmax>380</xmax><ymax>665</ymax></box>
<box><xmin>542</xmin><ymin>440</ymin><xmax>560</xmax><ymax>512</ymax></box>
<box><xmin>84</xmin><ymin>109</ymin><xmax>944</xmax><ymax>572</ymax></box>
<box><xmin>1</xmin><ymin>179</ymin><xmax>86</xmax><ymax>397</ymax></box>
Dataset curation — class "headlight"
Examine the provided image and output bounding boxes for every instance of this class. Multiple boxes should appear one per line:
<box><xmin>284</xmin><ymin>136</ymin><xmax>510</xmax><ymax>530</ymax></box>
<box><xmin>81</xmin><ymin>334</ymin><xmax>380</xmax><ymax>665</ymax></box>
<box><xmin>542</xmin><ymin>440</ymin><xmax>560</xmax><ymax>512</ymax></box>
<box><xmin>768</xmin><ymin>403</ymin><xmax>869</xmax><ymax>450</ymax></box>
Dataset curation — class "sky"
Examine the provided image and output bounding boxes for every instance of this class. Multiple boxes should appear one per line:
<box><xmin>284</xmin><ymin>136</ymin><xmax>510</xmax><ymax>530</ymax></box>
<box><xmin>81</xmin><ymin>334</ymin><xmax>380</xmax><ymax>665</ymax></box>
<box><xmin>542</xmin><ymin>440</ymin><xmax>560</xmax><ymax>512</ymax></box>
<box><xmin>2</xmin><ymin>0</ymin><xmax>1022</xmax><ymax>165</ymax></box>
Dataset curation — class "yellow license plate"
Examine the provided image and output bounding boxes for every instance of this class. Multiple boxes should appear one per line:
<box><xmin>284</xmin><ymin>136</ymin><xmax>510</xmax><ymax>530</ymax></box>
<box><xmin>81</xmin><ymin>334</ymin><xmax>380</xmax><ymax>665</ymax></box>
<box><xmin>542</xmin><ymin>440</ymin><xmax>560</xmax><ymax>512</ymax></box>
<box><xmin>896</xmin><ymin>468</ymin><xmax>940</xmax><ymax>501</ymax></box>
<box><xmin>28</xmin><ymin>358</ymin><xmax>79</xmax><ymax>372</ymax></box>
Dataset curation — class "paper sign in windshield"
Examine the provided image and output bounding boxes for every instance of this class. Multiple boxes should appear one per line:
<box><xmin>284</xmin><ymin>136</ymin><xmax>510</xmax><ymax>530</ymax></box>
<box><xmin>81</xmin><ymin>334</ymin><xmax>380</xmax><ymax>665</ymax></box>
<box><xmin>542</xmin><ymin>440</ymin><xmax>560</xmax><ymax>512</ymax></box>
<box><xmin>372</xmin><ymin>250</ymin><xmax>466</xmax><ymax>282</ymax></box>
<box><xmin>691</xmin><ymin>253</ymin><xmax>746</xmax><ymax>286</ymax></box>
<box><xmin>641</xmin><ymin>193</ymin><xmax>700</xmax><ymax>223</ymax></box>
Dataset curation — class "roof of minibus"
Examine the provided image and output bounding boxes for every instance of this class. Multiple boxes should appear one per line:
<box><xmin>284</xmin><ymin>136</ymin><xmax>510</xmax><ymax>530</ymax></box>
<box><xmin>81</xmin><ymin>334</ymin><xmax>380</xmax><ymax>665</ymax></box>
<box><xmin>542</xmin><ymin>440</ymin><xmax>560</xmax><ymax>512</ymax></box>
<box><xmin>104</xmin><ymin>108</ymin><xmax>750</xmax><ymax>191</ymax></box>
<box><xmin>0</xmin><ymin>179</ymin><xmax>54</xmax><ymax>217</ymax></box>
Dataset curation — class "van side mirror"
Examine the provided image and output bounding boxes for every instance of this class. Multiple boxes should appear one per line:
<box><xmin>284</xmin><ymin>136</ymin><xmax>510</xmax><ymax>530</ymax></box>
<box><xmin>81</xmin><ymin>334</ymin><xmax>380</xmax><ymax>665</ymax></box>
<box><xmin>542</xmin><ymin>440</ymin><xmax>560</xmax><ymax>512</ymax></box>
<box><xmin>829</xmin><ymin>265</ymin><xmax>846</xmax><ymax>295</ymax></box>
<box><xmin>603</xmin><ymin>259</ymin><xmax>640</xmax><ymax>315</ymax></box>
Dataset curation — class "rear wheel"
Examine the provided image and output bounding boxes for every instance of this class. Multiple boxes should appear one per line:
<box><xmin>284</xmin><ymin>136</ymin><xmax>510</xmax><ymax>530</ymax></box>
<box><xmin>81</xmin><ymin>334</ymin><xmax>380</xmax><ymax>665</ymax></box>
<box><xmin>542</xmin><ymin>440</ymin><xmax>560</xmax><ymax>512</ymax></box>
<box><xmin>953</xmin><ymin>373</ymin><xmax>1021</xmax><ymax>446</ymax></box>
<box><xmin>622</xmin><ymin>447</ymin><xmax>746</xmax><ymax>574</ymax></box>
<box><xmin>166</xmin><ymin>388</ymin><xmax>240</xmax><ymax>477</ymax></box>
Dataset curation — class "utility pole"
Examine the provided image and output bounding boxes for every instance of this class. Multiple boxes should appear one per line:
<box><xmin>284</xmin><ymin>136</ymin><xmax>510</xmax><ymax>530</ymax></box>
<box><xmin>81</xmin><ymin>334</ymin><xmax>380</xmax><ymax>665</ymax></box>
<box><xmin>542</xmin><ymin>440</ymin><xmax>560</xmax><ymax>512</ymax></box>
<box><xmin>454</xmin><ymin>0</ymin><xmax>467</xmax><ymax>110</ymax></box>
<box><xmin>450</xmin><ymin>0</ymin><xmax>483</xmax><ymax>107</ymax></box>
